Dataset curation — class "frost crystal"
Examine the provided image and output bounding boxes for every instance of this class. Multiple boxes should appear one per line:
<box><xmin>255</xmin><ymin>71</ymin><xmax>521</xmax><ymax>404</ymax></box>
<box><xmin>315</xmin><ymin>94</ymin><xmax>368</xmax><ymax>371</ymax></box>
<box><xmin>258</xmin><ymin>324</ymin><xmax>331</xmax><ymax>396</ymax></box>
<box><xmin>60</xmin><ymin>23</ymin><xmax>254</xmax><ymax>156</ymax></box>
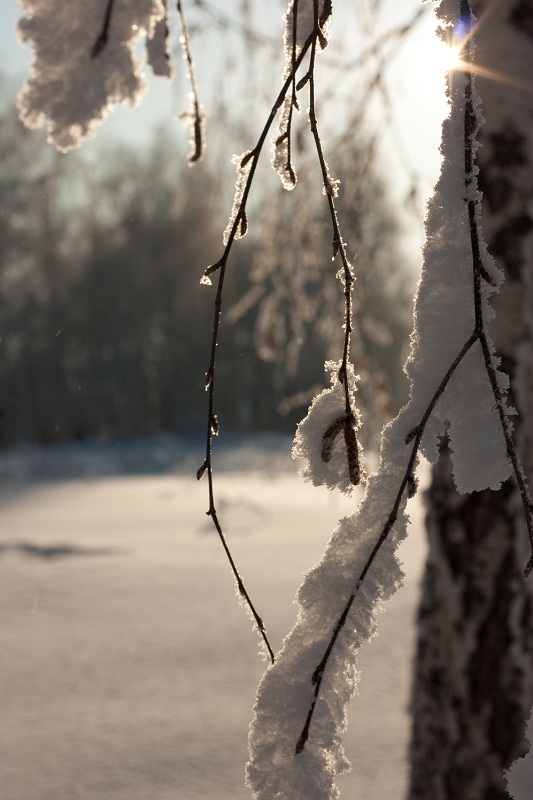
<box><xmin>272</xmin><ymin>97</ymin><xmax>298</xmax><ymax>190</ymax></box>
<box><xmin>17</xmin><ymin>0</ymin><xmax>165</xmax><ymax>150</ymax></box>
<box><xmin>177</xmin><ymin>94</ymin><xmax>206</xmax><ymax>165</ymax></box>
<box><xmin>223</xmin><ymin>152</ymin><xmax>253</xmax><ymax>245</ymax></box>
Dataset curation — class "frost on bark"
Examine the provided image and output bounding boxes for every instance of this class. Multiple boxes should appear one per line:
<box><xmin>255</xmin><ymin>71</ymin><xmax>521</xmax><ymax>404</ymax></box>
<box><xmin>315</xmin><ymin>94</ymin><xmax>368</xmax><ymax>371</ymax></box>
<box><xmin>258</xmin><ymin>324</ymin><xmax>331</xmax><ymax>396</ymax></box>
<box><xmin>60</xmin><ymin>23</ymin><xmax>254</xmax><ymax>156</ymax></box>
<box><xmin>409</xmin><ymin>2</ymin><xmax>533</xmax><ymax>798</ymax></box>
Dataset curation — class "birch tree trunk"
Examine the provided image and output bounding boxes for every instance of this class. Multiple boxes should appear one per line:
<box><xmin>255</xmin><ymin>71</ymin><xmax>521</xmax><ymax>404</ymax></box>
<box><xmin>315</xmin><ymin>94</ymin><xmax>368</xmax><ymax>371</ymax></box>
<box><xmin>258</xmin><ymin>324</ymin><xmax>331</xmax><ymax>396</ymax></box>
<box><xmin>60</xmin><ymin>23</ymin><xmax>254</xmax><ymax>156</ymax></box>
<box><xmin>408</xmin><ymin>2</ymin><xmax>533</xmax><ymax>798</ymax></box>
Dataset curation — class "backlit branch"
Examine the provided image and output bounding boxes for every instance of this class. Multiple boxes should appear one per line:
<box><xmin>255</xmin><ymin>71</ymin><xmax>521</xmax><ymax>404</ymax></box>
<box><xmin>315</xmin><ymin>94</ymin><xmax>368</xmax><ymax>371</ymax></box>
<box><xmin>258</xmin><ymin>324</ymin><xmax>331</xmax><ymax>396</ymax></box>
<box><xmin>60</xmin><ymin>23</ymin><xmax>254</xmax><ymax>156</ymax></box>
<box><xmin>294</xmin><ymin>0</ymin><xmax>533</xmax><ymax>755</ymax></box>
<box><xmin>197</xmin><ymin>29</ymin><xmax>318</xmax><ymax>665</ymax></box>
<box><xmin>176</xmin><ymin>0</ymin><xmax>205</xmax><ymax>164</ymax></box>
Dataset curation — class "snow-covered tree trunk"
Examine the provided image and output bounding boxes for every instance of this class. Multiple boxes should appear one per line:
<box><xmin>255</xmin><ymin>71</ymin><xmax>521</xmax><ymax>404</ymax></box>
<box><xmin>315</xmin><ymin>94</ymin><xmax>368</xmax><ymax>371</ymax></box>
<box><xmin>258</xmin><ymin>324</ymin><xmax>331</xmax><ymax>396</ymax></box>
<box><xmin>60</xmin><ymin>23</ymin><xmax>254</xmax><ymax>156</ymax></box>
<box><xmin>409</xmin><ymin>3</ymin><xmax>533</xmax><ymax>798</ymax></box>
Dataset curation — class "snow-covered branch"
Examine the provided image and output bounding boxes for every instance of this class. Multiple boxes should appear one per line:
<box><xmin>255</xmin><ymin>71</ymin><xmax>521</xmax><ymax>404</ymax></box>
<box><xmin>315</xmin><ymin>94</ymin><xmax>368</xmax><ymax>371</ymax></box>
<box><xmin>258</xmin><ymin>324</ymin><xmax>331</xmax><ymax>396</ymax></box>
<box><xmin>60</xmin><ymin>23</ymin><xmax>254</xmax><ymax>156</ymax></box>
<box><xmin>246</xmin><ymin>2</ymin><xmax>533</xmax><ymax>797</ymax></box>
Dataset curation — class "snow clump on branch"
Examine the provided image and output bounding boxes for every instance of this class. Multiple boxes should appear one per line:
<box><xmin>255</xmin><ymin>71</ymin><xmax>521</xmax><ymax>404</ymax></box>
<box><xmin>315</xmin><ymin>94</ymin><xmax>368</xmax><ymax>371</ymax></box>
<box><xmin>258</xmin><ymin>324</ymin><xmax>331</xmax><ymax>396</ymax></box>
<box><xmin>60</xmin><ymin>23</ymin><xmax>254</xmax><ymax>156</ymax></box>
<box><xmin>292</xmin><ymin>361</ymin><xmax>364</xmax><ymax>495</ymax></box>
<box><xmin>17</xmin><ymin>0</ymin><xmax>165</xmax><ymax>150</ymax></box>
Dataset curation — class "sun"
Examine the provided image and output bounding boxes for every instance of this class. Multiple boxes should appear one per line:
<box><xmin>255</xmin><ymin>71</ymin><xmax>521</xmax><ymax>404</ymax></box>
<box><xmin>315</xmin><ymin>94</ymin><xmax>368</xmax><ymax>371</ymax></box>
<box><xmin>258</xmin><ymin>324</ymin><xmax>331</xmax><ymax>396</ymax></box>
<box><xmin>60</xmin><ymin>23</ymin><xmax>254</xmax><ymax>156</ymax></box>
<box><xmin>430</xmin><ymin>36</ymin><xmax>465</xmax><ymax>75</ymax></box>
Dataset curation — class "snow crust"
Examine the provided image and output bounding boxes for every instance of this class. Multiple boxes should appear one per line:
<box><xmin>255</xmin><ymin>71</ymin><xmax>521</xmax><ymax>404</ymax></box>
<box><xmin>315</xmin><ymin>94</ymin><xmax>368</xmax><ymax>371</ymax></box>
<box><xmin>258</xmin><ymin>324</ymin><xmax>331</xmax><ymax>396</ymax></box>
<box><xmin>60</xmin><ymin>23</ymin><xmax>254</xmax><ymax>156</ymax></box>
<box><xmin>246</xmin><ymin>6</ymin><xmax>514</xmax><ymax>798</ymax></box>
<box><xmin>17</xmin><ymin>0</ymin><xmax>165</xmax><ymax>150</ymax></box>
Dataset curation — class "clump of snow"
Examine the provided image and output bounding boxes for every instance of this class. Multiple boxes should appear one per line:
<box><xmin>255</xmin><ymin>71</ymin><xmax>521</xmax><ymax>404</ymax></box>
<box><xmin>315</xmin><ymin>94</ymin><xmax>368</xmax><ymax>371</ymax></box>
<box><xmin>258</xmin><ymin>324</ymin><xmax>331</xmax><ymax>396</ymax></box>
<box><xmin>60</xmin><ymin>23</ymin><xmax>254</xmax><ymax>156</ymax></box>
<box><xmin>505</xmin><ymin>709</ymin><xmax>533</xmax><ymax>800</ymax></box>
<box><xmin>17</xmin><ymin>0</ymin><xmax>166</xmax><ymax>150</ymax></box>
<box><xmin>404</xmin><ymin>32</ymin><xmax>510</xmax><ymax>488</ymax></box>
<box><xmin>292</xmin><ymin>361</ymin><xmax>363</xmax><ymax>495</ymax></box>
<box><xmin>446</xmin><ymin>346</ymin><xmax>512</xmax><ymax>492</ymax></box>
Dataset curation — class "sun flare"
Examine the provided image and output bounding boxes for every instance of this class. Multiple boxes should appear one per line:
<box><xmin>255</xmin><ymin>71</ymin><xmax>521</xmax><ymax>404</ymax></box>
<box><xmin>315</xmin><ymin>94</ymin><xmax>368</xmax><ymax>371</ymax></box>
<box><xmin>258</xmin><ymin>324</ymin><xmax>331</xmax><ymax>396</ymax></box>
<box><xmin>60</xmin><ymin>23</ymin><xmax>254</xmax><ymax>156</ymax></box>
<box><xmin>432</xmin><ymin>38</ymin><xmax>464</xmax><ymax>75</ymax></box>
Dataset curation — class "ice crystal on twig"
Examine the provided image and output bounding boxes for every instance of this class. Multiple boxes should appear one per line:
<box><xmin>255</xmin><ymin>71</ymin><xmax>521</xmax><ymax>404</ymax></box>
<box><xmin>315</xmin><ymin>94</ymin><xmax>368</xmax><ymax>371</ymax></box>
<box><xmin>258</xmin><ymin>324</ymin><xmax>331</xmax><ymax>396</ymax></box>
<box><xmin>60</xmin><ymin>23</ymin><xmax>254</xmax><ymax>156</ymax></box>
<box><xmin>223</xmin><ymin>152</ymin><xmax>254</xmax><ymax>245</ymax></box>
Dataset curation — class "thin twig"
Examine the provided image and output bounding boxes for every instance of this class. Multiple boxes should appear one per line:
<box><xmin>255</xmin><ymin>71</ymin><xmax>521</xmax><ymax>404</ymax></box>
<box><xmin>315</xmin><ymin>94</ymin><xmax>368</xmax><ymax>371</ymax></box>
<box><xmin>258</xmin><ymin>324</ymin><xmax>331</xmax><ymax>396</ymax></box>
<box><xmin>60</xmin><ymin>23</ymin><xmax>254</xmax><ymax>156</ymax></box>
<box><xmin>176</xmin><ymin>0</ymin><xmax>205</xmax><ymax>164</ymax></box>
<box><xmin>285</xmin><ymin>0</ymin><xmax>300</xmax><ymax>186</ymax></box>
<box><xmin>461</xmin><ymin>21</ymin><xmax>533</xmax><ymax>575</ymax></box>
<box><xmin>199</xmin><ymin>29</ymin><xmax>319</xmax><ymax>666</ymax></box>
<box><xmin>91</xmin><ymin>0</ymin><xmax>115</xmax><ymax>58</ymax></box>
<box><xmin>307</xmin><ymin>0</ymin><xmax>359</xmax><ymax>482</ymax></box>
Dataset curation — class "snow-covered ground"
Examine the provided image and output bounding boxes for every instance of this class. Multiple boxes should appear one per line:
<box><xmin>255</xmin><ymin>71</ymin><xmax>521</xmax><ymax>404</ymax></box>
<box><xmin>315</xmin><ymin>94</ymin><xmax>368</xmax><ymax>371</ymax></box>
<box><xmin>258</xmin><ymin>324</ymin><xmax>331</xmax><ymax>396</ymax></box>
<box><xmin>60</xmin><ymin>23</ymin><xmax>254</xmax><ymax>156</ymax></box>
<box><xmin>0</xmin><ymin>435</ymin><xmax>427</xmax><ymax>800</ymax></box>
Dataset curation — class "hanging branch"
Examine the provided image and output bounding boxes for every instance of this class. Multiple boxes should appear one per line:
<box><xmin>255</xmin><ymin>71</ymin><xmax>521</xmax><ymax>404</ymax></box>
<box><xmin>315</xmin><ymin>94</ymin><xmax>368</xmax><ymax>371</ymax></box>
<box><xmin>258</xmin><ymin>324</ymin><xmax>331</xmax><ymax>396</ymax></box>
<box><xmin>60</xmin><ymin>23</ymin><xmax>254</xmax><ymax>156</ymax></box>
<box><xmin>197</xmin><ymin>30</ymin><xmax>319</xmax><ymax>666</ymax></box>
<box><xmin>294</xmin><ymin>0</ymin><xmax>533</xmax><ymax>756</ymax></box>
<box><xmin>295</xmin><ymin>329</ymin><xmax>479</xmax><ymax>754</ymax></box>
<box><xmin>283</xmin><ymin>0</ymin><xmax>300</xmax><ymax>187</ymax></box>
<box><xmin>176</xmin><ymin>0</ymin><xmax>205</xmax><ymax>164</ymax></box>
<box><xmin>198</xmin><ymin>0</ymin><xmax>365</xmax><ymax>663</ymax></box>
<box><xmin>306</xmin><ymin>0</ymin><xmax>359</xmax><ymax>484</ymax></box>
<box><xmin>198</xmin><ymin>0</ymin><xmax>364</xmax><ymax>665</ymax></box>
<box><xmin>461</xmin><ymin>40</ymin><xmax>533</xmax><ymax>577</ymax></box>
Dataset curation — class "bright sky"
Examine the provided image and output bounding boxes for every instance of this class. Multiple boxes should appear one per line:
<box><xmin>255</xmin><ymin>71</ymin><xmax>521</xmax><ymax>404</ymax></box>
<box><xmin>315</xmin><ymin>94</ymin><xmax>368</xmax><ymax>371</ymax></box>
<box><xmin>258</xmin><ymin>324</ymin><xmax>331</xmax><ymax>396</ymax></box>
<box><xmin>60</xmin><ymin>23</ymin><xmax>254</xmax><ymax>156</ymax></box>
<box><xmin>0</xmin><ymin>0</ymin><xmax>454</xmax><ymax>250</ymax></box>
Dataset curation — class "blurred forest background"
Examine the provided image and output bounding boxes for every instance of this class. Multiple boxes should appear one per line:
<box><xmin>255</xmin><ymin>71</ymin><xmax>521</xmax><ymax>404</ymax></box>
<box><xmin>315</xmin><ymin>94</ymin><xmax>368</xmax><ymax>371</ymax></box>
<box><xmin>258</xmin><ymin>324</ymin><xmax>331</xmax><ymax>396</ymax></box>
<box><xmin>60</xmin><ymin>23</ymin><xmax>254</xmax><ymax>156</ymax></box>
<box><xmin>0</xmin><ymin>93</ymin><xmax>412</xmax><ymax>447</ymax></box>
<box><xmin>0</xmin><ymin>0</ymin><xmax>446</xmax><ymax>449</ymax></box>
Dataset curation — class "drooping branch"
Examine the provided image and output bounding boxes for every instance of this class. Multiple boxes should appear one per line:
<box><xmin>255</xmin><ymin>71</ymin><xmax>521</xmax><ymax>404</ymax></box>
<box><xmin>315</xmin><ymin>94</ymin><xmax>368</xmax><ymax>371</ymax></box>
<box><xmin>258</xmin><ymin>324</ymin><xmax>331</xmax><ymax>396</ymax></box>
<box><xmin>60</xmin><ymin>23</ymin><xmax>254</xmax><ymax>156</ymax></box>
<box><xmin>199</xmin><ymin>0</ymin><xmax>362</xmax><ymax>664</ymax></box>
<box><xmin>461</xmin><ymin>34</ymin><xmax>533</xmax><ymax>575</ymax></box>
<box><xmin>295</xmin><ymin>329</ymin><xmax>479</xmax><ymax>754</ymax></box>
<box><xmin>293</xmin><ymin>0</ymin><xmax>533</xmax><ymax>756</ymax></box>
<box><xmin>307</xmin><ymin>0</ymin><xmax>358</xmax><ymax>478</ymax></box>
<box><xmin>197</xmin><ymin>28</ymin><xmax>320</xmax><ymax>665</ymax></box>
<box><xmin>176</xmin><ymin>0</ymin><xmax>205</xmax><ymax>164</ymax></box>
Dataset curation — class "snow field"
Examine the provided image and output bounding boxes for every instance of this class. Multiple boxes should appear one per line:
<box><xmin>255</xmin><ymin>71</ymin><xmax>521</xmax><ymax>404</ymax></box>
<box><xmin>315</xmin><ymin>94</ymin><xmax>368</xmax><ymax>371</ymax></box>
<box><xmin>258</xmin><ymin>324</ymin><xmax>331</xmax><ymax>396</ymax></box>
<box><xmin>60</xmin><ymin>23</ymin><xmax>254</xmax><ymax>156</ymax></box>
<box><xmin>0</xmin><ymin>442</ymin><xmax>426</xmax><ymax>799</ymax></box>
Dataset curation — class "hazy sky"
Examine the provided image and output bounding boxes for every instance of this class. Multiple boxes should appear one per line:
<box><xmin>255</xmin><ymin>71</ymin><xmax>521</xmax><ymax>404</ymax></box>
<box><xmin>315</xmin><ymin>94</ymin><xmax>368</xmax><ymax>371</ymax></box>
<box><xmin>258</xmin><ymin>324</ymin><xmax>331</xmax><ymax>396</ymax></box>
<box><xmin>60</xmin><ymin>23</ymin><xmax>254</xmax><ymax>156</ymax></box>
<box><xmin>1</xmin><ymin>4</ymin><xmax>448</xmax><ymax>148</ymax></box>
<box><xmin>0</xmin><ymin>0</ymin><xmax>452</xmax><ymax>251</ymax></box>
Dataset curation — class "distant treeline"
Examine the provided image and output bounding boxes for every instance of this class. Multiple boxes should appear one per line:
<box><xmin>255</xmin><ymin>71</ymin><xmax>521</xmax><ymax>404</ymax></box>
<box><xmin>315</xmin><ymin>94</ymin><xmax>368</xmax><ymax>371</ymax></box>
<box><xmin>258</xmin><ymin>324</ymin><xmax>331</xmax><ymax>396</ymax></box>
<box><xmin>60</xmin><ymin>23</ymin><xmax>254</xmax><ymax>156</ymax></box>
<box><xmin>0</xmin><ymin>102</ymin><xmax>411</xmax><ymax>446</ymax></box>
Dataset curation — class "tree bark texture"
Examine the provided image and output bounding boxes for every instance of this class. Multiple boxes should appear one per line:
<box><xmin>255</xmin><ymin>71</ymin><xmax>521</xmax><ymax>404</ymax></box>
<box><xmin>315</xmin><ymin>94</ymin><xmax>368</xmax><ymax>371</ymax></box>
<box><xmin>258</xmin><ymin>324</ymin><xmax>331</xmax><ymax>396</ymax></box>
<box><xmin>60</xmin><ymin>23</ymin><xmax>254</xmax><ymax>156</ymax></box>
<box><xmin>409</xmin><ymin>2</ymin><xmax>533</xmax><ymax>798</ymax></box>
